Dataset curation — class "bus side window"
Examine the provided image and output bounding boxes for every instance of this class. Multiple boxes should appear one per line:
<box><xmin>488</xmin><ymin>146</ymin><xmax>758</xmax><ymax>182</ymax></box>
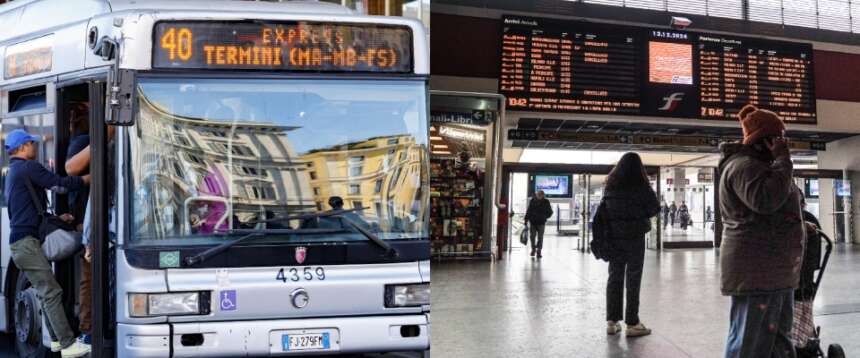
<box><xmin>1</xmin><ymin>85</ymin><xmax>51</xmax><ymax>207</ymax></box>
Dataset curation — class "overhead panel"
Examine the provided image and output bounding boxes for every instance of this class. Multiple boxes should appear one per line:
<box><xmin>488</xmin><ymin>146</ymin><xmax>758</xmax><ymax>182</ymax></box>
<box><xmin>748</xmin><ymin>0</ymin><xmax>784</xmax><ymax>24</ymax></box>
<box><xmin>667</xmin><ymin>0</ymin><xmax>707</xmax><ymax>15</ymax></box>
<box><xmin>782</xmin><ymin>0</ymin><xmax>819</xmax><ymax>28</ymax></box>
<box><xmin>817</xmin><ymin>0</ymin><xmax>851</xmax><ymax>32</ymax></box>
<box><xmin>705</xmin><ymin>0</ymin><xmax>744</xmax><ymax>19</ymax></box>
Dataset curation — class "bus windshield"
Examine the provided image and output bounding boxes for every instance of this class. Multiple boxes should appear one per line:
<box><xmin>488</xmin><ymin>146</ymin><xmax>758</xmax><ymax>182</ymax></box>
<box><xmin>129</xmin><ymin>78</ymin><xmax>428</xmax><ymax>246</ymax></box>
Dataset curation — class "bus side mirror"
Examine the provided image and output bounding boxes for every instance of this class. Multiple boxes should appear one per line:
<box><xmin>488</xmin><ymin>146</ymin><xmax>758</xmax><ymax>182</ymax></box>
<box><xmin>93</xmin><ymin>36</ymin><xmax>116</xmax><ymax>61</ymax></box>
<box><xmin>106</xmin><ymin>68</ymin><xmax>136</xmax><ymax>126</ymax></box>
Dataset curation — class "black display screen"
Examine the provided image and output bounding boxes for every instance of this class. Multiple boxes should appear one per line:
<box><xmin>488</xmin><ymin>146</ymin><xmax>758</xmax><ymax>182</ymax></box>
<box><xmin>500</xmin><ymin>17</ymin><xmax>641</xmax><ymax>114</ymax></box>
<box><xmin>499</xmin><ymin>16</ymin><xmax>817</xmax><ymax>123</ymax></box>
<box><xmin>152</xmin><ymin>21</ymin><xmax>413</xmax><ymax>73</ymax></box>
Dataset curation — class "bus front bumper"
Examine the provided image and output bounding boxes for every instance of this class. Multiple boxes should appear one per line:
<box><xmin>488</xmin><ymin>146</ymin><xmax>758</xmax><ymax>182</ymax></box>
<box><xmin>116</xmin><ymin>314</ymin><xmax>430</xmax><ymax>357</ymax></box>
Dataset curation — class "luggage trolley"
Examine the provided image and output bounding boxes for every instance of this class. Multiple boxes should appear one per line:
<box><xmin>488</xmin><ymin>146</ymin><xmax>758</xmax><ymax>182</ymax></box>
<box><xmin>794</xmin><ymin>229</ymin><xmax>846</xmax><ymax>358</ymax></box>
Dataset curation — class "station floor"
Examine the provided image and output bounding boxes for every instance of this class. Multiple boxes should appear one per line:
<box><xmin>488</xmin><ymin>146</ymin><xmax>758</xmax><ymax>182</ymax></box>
<box><xmin>661</xmin><ymin>223</ymin><xmax>715</xmax><ymax>242</ymax></box>
<box><xmin>430</xmin><ymin>233</ymin><xmax>860</xmax><ymax>358</ymax></box>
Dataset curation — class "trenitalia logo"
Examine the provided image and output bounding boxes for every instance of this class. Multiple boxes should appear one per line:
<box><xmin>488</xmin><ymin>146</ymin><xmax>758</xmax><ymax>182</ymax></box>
<box><xmin>658</xmin><ymin>92</ymin><xmax>685</xmax><ymax>111</ymax></box>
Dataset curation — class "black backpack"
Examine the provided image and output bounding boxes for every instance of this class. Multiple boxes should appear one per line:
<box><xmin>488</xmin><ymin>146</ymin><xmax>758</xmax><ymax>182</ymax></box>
<box><xmin>590</xmin><ymin>201</ymin><xmax>616</xmax><ymax>262</ymax></box>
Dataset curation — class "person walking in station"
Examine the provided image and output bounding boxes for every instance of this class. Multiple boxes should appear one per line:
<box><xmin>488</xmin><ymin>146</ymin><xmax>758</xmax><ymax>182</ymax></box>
<box><xmin>678</xmin><ymin>201</ymin><xmax>691</xmax><ymax>230</ymax></box>
<box><xmin>661</xmin><ymin>201</ymin><xmax>670</xmax><ymax>229</ymax></box>
<box><xmin>4</xmin><ymin>129</ymin><xmax>91</xmax><ymax>357</ymax></box>
<box><xmin>598</xmin><ymin>152</ymin><xmax>660</xmax><ymax>337</ymax></box>
<box><xmin>719</xmin><ymin>104</ymin><xmax>805</xmax><ymax>358</ymax></box>
<box><xmin>525</xmin><ymin>189</ymin><xmax>553</xmax><ymax>258</ymax></box>
<box><xmin>669</xmin><ymin>201</ymin><xmax>678</xmax><ymax>228</ymax></box>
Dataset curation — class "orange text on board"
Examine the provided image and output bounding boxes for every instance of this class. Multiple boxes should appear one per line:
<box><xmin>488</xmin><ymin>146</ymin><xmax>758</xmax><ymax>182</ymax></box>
<box><xmin>159</xmin><ymin>26</ymin><xmax>400</xmax><ymax>69</ymax></box>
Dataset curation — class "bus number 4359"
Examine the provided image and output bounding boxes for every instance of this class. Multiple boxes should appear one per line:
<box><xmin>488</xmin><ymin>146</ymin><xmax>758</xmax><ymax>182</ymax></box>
<box><xmin>276</xmin><ymin>267</ymin><xmax>326</xmax><ymax>282</ymax></box>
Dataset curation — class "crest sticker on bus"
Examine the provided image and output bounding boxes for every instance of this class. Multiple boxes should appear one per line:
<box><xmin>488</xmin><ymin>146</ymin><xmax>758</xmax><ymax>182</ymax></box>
<box><xmin>152</xmin><ymin>21</ymin><xmax>413</xmax><ymax>73</ymax></box>
<box><xmin>295</xmin><ymin>247</ymin><xmax>308</xmax><ymax>265</ymax></box>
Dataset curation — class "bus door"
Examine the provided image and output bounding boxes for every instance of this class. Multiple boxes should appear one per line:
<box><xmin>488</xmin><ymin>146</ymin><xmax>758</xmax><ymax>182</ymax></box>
<box><xmin>88</xmin><ymin>78</ymin><xmax>115</xmax><ymax>358</ymax></box>
<box><xmin>3</xmin><ymin>78</ymin><xmax>108</xmax><ymax>356</ymax></box>
<box><xmin>0</xmin><ymin>80</ymin><xmax>61</xmax><ymax>356</ymax></box>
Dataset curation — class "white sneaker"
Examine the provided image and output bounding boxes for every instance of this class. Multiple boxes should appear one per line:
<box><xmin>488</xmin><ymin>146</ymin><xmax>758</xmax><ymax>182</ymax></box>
<box><xmin>626</xmin><ymin>323</ymin><xmax>652</xmax><ymax>337</ymax></box>
<box><xmin>60</xmin><ymin>340</ymin><xmax>91</xmax><ymax>358</ymax></box>
<box><xmin>50</xmin><ymin>341</ymin><xmax>62</xmax><ymax>352</ymax></box>
<box><xmin>607</xmin><ymin>321</ymin><xmax>622</xmax><ymax>335</ymax></box>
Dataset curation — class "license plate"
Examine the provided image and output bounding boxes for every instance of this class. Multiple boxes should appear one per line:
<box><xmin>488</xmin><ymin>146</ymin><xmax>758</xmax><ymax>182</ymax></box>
<box><xmin>282</xmin><ymin>333</ymin><xmax>330</xmax><ymax>351</ymax></box>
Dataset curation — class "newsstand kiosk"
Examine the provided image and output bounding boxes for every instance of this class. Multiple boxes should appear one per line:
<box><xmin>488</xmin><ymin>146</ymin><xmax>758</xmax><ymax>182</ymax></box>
<box><xmin>429</xmin><ymin>91</ymin><xmax>504</xmax><ymax>259</ymax></box>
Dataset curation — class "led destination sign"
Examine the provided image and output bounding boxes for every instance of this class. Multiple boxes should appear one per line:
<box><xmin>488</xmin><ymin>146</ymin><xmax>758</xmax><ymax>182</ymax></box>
<box><xmin>153</xmin><ymin>21</ymin><xmax>412</xmax><ymax>73</ymax></box>
<box><xmin>499</xmin><ymin>16</ymin><xmax>817</xmax><ymax>123</ymax></box>
<box><xmin>4</xmin><ymin>35</ymin><xmax>53</xmax><ymax>79</ymax></box>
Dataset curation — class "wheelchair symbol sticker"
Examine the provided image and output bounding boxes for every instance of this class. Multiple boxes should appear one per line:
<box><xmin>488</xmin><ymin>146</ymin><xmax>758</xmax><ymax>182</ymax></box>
<box><xmin>220</xmin><ymin>290</ymin><xmax>237</xmax><ymax>311</ymax></box>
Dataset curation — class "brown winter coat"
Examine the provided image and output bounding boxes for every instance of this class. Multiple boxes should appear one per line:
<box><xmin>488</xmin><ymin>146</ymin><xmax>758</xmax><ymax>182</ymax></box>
<box><xmin>718</xmin><ymin>142</ymin><xmax>805</xmax><ymax>296</ymax></box>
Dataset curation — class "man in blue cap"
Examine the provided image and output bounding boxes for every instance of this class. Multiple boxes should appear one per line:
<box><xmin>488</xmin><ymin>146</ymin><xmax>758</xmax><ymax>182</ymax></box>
<box><xmin>4</xmin><ymin>129</ymin><xmax>91</xmax><ymax>357</ymax></box>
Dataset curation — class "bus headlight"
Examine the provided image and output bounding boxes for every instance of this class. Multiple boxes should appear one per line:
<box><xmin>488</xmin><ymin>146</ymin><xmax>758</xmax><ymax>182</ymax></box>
<box><xmin>129</xmin><ymin>292</ymin><xmax>210</xmax><ymax>317</ymax></box>
<box><xmin>385</xmin><ymin>283</ymin><xmax>430</xmax><ymax>307</ymax></box>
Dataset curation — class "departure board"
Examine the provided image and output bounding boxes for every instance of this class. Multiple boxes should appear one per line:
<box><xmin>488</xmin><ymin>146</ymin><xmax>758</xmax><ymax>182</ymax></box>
<box><xmin>500</xmin><ymin>17</ymin><xmax>641</xmax><ymax>114</ymax></box>
<box><xmin>698</xmin><ymin>35</ymin><xmax>815</xmax><ymax>122</ymax></box>
<box><xmin>499</xmin><ymin>16</ymin><xmax>817</xmax><ymax>123</ymax></box>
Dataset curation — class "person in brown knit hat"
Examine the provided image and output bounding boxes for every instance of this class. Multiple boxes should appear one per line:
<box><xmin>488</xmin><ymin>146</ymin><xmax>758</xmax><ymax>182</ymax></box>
<box><xmin>738</xmin><ymin>104</ymin><xmax>787</xmax><ymax>145</ymax></box>
<box><xmin>718</xmin><ymin>104</ymin><xmax>805</xmax><ymax>358</ymax></box>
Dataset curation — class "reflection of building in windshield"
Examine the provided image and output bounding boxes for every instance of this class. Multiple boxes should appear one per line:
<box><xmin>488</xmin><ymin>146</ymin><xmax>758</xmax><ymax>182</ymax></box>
<box><xmin>134</xmin><ymin>95</ymin><xmax>315</xmax><ymax>237</ymax></box>
<box><xmin>299</xmin><ymin>135</ymin><xmax>425</xmax><ymax>231</ymax></box>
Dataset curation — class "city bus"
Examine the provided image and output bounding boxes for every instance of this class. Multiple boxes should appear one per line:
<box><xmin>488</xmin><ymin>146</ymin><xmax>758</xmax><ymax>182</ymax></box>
<box><xmin>0</xmin><ymin>0</ymin><xmax>431</xmax><ymax>356</ymax></box>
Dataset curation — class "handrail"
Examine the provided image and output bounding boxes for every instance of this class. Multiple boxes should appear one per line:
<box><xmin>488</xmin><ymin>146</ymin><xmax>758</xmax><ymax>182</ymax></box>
<box><xmin>556</xmin><ymin>204</ymin><xmax>561</xmax><ymax>232</ymax></box>
<box><xmin>814</xmin><ymin>229</ymin><xmax>834</xmax><ymax>296</ymax></box>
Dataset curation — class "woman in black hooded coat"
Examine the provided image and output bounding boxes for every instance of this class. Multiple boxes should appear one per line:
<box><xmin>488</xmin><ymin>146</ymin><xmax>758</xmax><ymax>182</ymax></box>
<box><xmin>601</xmin><ymin>152</ymin><xmax>660</xmax><ymax>337</ymax></box>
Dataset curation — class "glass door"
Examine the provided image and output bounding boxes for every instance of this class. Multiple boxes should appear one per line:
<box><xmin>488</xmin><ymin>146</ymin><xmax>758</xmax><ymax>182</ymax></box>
<box><xmin>660</xmin><ymin>167</ymin><xmax>716</xmax><ymax>244</ymax></box>
<box><xmin>578</xmin><ymin>174</ymin><xmax>606</xmax><ymax>252</ymax></box>
<box><xmin>573</xmin><ymin>174</ymin><xmax>588</xmax><ymax>251</ymax></box>
<box><xmin>834</xmin><ymin>178</ymin><xmax>851</xmax><ymax>243</ymax></box>
<box><xmin>647</xmin><ymin>174</ymin><xmax>660</xmax><ymax>249</ymax></box>
<box><xmin>508</xmin><ymin>172</ymin><xmax>530</xmax><ymax>250</ymax></box>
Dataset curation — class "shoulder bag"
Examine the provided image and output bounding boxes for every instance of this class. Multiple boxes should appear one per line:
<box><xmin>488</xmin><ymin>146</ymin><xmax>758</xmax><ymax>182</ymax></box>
<box><xmin>23</xmin><ymin>179</ymin><xmax>83</xmax><ymax>261</ymax></box>
<box><xmin>519</xmin><ymin>222</ymin><xmax>529</xmax><ymax>246</ymax></box>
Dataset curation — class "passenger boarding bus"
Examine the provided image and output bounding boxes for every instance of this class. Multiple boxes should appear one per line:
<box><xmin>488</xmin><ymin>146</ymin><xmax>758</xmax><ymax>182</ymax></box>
<box><xmin>0</xmin><ymin>0</ymin><xmax>431</xmax><ymax>356</ymax></box>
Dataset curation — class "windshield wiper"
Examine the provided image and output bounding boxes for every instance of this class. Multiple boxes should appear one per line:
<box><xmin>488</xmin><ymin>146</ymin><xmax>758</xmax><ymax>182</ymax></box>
<box><xmin>332</xmin><ymin>214</ymin><xmax>399</xmax><ymax>258</ymax></box>
<box><xmin>183</xmin><ymin>208</ymin><xmax>399</xmax><ymax>267</ymax></box>
<box><xmin>183</xmin><ymin>228</ymin><xmax>348</xmax><ymax>267</ymax></box>
<box><xmin>249</xmin><ymin>207</ymin><xmax>399</xmax><ymax>258</ymax></box>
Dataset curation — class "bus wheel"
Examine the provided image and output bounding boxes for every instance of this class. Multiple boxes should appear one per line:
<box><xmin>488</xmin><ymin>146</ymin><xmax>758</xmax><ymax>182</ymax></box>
<box><xmin>12</xmin><ymin>271</ymin><xmax>49</xmax><ymax>358</ymax></box>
